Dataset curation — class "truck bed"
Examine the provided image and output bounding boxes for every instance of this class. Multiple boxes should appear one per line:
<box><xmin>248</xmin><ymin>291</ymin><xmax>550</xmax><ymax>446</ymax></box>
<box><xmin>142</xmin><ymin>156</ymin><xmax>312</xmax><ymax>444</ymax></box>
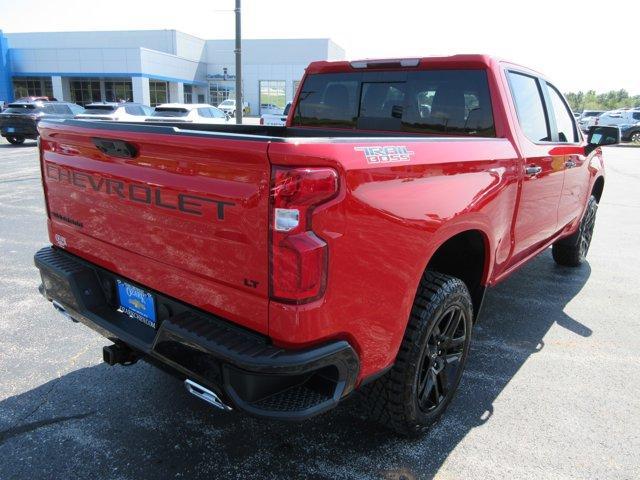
<box><xmin>38</xmin><ymin>117</ymin><xmax>518</xmax><ymax>373</ymax></box>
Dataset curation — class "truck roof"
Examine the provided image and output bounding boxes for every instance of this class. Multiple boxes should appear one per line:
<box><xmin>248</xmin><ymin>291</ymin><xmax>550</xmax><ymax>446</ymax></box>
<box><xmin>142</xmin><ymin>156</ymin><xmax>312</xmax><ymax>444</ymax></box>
<box><xmin>305</xmin><ymin>54</ymin><xmax>543</xmax><ymax>77</ymax></box>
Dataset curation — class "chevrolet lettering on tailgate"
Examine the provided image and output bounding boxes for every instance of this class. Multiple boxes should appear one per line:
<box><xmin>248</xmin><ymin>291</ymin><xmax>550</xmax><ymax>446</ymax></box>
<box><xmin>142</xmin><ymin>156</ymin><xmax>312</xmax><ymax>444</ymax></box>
<box><xmin>45</xmin><ymin>163</ymin><xmax>234</xmax><ymax>220</ymax></box>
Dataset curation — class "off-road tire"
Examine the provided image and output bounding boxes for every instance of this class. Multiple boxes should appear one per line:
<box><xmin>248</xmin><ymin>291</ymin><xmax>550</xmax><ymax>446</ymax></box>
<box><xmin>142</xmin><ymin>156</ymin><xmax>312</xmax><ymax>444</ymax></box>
<box><xmin>362</xmin><ymin>271</ymin><xmax>473</xmax><ymax>437</ymax></box>
<box><xmin>6</xmin><ymin>135</ymin><xmax>25</xmax><ymax>145</ymax></box>
<box><xmin>552</xmin><ymin>195</ymin><xmax>598</xmax><ymax>267</ymax></box>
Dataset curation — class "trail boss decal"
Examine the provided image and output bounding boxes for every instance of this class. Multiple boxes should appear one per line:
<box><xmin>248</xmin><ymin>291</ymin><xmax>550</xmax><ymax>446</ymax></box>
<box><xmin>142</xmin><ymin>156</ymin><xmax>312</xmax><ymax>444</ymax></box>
<box><xmin>45</xmin><ymin>163</ymin><xmax>234</xmax><ymax>221</ymax></box>
<box><xmin>354</xmin><ymin>146</ymin><xmax>415</xmax><ymax>164</ymax></box>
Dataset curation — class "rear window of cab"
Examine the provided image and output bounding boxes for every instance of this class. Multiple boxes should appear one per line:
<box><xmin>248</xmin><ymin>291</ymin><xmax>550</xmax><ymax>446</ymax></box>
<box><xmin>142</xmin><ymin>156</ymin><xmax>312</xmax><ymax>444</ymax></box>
<box><xmin>292</xmin><ymin>69</ymin><xmax>495</xmax><ymax>136</ymax></box>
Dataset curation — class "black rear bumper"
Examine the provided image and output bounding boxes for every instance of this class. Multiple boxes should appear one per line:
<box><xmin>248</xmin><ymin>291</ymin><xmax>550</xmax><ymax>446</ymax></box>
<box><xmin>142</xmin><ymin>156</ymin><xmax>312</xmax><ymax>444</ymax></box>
<box><xmin>34</xmin><ymin>246</ymin><xmax>359</xmax><ymax>420</ymax></box>
<box><xmin>0</xmin><ymin>118</ymin><xmax>39</xmax><ymax>138</ymax></box>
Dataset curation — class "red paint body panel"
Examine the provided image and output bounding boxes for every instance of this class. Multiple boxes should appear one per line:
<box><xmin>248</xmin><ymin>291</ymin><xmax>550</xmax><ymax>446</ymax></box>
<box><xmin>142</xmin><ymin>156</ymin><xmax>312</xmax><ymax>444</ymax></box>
<box><xmin>267</xmin><ymin>138</ymin><xmax>520</xmax><ymax>378</ymax></box>
<box><xmin>39</xmin><ymin>123</ymin><xmax>271</xmax><ymax>334</ymax></box>
<box><xmin>36</xmin><ymin>55</ymin><xmax>605</xmax><ymax>384</ymax></box>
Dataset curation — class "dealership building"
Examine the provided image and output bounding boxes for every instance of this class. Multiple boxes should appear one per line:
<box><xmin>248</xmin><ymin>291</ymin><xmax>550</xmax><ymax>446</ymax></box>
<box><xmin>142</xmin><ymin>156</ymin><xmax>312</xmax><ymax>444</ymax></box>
<box><xmin>0</xmin><ymin>29</ymin><xmax>345</xmax><ymax>115</ymax></box>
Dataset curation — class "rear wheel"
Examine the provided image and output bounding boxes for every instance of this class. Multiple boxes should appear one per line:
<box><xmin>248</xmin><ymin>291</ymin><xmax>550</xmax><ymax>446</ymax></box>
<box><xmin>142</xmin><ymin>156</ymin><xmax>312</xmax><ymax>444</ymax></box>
<box><xmin>552</xmin><ymin>195</ymin><xmax>598</xmax><ymax>266</ymax></box>
<box><xmin>363</xmin><ymin>271</ymin><xmax>473</xmax><ymax>436</ymax></box>
<box><xmin>631</xmin><ymin>131</ymin><xmax>640</xmax><ymax>144</ymax></box>
<box><xmin>6</xmin><ymin>135</ymin><xmax>25</xmax><ymax>145</ymax></box>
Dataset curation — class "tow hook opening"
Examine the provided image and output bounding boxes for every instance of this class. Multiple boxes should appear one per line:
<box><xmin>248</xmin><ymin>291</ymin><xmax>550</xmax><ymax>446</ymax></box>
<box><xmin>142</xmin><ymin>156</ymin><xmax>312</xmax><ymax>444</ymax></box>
<box><xmin>103</xmin><ymin>343</ymin><xmax>140</xmax><ymax>366</ymax></box>
<box><xmin>184</xmin><ymin>379</ymin><xmax>233</xmax><ymax>411</ymax></box>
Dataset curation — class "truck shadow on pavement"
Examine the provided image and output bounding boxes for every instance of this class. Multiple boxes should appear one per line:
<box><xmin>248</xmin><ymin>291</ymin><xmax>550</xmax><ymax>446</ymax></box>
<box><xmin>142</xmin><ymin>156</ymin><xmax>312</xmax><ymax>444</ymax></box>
<box><xmin>0</xmin><ymin>250</ymin><xmax>592</xmax><ymax>480</ymax></box>
<box><xmin>0</xmin><ymin>142</ymin><xmax>37</xmax><ymax>148</ymax></box>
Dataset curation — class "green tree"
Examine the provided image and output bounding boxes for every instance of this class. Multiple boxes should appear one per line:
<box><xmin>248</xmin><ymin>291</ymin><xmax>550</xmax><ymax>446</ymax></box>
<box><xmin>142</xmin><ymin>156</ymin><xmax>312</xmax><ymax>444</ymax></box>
<box><xmin>565</xmin><ymin>89</ymin><xmax>640</xmax><ymax>112</ymax></box>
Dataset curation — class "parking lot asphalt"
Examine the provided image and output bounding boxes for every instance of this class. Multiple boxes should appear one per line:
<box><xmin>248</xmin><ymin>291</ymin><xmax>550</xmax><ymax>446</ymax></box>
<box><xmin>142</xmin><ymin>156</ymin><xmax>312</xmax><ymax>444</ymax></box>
<box><xmin>0</xmin><ymin>139</ymin><xmax>639</xmax><ymax>480</ymax></box>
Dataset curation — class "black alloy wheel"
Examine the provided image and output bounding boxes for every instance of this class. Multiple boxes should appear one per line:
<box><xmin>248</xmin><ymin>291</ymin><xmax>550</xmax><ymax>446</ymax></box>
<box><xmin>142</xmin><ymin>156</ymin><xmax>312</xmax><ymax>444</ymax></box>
<box><xmin>578</xmin><ymin>197</ymin><xmax>597</xmax><ymax>260</ymax></box>
<box><xmin>416</xmin><ymin>305</ymin><xmax>468</xmax><ymax>413</ymax></box>
<box><xmin>552</xmin><ymin>195</ymin><xmax>598</xmax><ymax>266</ymax></box>
<box><xmin>362</xmin><ymin>271</ymin><xmax>473</xmax><ymax>436</ymax></box>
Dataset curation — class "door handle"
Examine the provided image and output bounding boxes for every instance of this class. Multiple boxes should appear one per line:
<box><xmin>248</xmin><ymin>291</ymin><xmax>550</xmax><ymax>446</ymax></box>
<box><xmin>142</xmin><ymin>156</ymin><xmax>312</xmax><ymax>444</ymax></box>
<box><xmin>525</xmin><ymin>165</ymin><xmax>542</xmax><ymax>176</ymax></box>
<box><xmin>565</xmin><ymin>160</ymin><xmax>577</xmax><ymax>168</ymax></box>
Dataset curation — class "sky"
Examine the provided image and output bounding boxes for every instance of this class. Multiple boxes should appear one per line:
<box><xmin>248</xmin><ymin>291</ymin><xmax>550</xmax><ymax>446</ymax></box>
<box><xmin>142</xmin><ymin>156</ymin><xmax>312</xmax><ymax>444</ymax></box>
<box><xmin>0</xmin><ymin>0</ymin><xmax>637</xmax><ymax>94</ymax></box>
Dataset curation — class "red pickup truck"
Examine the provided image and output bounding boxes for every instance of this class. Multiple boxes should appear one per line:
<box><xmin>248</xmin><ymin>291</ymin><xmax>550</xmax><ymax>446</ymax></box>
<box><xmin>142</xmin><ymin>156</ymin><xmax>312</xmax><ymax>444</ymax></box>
<box><xmin>34</xmin><ymin>55</ymin><xmax>619</xmax><ymax>436</ymax></box>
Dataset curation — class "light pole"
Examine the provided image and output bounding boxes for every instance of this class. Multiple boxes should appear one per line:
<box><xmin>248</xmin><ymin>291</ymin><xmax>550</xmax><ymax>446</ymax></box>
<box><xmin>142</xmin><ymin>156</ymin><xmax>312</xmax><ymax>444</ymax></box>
<box><xmin>235</xmin><ymin>0</ymin><xmax>242</xmax><ymax>124</ymax></box>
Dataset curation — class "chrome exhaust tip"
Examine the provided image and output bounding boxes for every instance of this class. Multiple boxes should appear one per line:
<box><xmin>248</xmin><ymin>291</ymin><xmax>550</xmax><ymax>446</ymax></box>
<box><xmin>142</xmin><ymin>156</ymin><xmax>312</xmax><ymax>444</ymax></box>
<box><xmin>184</xmin><ymin>379</ymin><xmax>232</xmax><ymax>411</ymax></box>
<box><xmin>52</xmin><ymin>300</ymin><xmax>77</xmax><ymax>322</ymax></box>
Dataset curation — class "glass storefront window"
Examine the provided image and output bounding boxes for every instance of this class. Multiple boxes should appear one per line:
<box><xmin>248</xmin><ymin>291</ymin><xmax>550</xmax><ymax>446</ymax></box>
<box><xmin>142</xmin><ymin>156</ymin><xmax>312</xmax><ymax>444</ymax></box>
<box><xmin>149</xmin><ymin>80</ymin><xmax>168</xmax><ymax>107</ymax></box>
<box><xmin>44</xmin><ymin>79</ymin><xmax>53</xmax><ymax>99</ymax></box>
<box><xmin>259</xmin><ymin>80</ymin><xmax>286</xmax><ymax>114</ymax></box>
<box><xmin>12</xmin><ymin>77</ymin><xmax>50</xmax><ymax>99</ymax></box>
<box><xmin>293</xmin><ymin>80</ymin><xmax>301</xmax><ymax>98</ymax></box>
<box><xmin>105</xmin><ymin>79</ymin><xmax>133</xmax><ymax>102</ymax></box>
<box><xmin>70</xmin><ymin>79</ymin><xmax>101</xmax><ymax>106</ymax></box>
<box><xmin>184</xmin><ymin>84</ymin><xmax>193</xmax><ymax>104</ymax></box>
<box><xmin>209</xmin><ymin>81</ymin><xmax>236</xmax><ymax>107</ymax></box>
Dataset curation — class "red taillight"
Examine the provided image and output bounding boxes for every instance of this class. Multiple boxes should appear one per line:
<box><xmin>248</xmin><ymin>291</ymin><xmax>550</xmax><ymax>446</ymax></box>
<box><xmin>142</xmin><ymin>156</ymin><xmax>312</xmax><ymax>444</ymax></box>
<box><xmin>38</xmin><ymin>136</ymin><xmax>52</xmax><ymax>219</ymax></box>
<box><xmin>270</xmin><ymin>167</ymin><xmax>338</xmax><ymax>303</ymax></box>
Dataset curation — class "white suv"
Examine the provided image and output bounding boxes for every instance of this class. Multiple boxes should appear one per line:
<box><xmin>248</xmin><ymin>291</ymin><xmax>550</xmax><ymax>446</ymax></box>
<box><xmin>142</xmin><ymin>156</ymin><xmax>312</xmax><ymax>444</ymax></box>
<box><xmin>75</xmin><ymin>102</ymin><xmax>153</xmax><ymax>121</ymax></box>
<box><xmin>146</xmin><ymin>104</ymin><xmax>230</xmax><ymax>124</ymax></box>
<box><xmin>217</xmin><ymin>99</ymin><xmax>250</xmax><ymax>117</ymax></box>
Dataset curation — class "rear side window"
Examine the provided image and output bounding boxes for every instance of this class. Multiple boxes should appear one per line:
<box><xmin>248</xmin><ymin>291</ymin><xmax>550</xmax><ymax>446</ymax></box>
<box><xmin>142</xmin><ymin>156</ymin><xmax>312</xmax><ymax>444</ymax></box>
<box><xmin>53</xmin><ymin>104</ymin><xmax>71</xmax><ymax>114</ymax></box>
<box><xmin>42</xmin><ymin>104</ymin><xmax>58</xmax><ymax>114</ymax></box>
<box><xmin>633</xmin><ymin>112</ymin><xmax>640</xmax><ymax>121</ymax></box>
<box><xmin>293</xmin><ymin>70</ymin><xmax>495</xmax><ymax>136</ymax></box>
<box><xmin>546</xmin><ymin>84</ymin><xmax>578</xmax><ymax>142</ymax></box>
<box><xmin>209</xmin><ymin>108</ymin><xmax>226</xmax><ymax>118</ymax></box>
<box><xmin>197</xmin><ymin>108</ymin><xmax>211</xmax><ymax>118</ymax></box>
<box><xmin>508</xmin><ymin>72</ymin><xmax>550</xmax><ymax>142</ymax></box>
<box><xmin>125</xmin><ymin>105</ymin><xmax>144</xmax><ymax>116</ymax></box>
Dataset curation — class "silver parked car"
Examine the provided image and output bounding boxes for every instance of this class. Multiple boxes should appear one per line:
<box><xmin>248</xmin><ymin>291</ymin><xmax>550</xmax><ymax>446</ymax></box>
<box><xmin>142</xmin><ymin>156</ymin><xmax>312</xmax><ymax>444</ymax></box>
<box><xmin>595</xmin><ymin>109</ymin><xmax>640</xmax><ymax>128</ymax></box>
<box><xmin>577</xmin><ymin>110</ymin><xmax>605</xmax><ymax>133</ymax></box>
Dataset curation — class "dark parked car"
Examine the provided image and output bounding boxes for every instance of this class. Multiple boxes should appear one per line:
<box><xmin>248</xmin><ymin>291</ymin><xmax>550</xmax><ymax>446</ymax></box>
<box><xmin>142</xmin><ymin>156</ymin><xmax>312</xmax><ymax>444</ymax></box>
<box><xmin>621</xmin><ymin>122</ymin><xmax>640</xmax><ymax>143</ymax></box>
<box><xmin>0</xmin><ymin>100</ymin><xmax>83</xmax><ymax>145</ymax></box>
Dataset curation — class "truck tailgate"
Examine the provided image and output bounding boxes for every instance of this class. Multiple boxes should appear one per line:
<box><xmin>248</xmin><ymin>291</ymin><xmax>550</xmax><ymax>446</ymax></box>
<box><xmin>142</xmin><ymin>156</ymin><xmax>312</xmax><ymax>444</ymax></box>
<box><xmin>38</xmin><ymin>121</ymin><xmax>271</xmax><ymax>333</ymax></box>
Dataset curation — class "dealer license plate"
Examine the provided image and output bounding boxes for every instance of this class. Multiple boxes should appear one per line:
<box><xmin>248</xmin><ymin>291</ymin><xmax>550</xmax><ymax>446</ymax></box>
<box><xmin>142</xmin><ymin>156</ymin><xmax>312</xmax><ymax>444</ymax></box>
<box><xmin>116</xmin><ymin>279</ymin><xmax>156</xmax><ymax>328</ymax></box>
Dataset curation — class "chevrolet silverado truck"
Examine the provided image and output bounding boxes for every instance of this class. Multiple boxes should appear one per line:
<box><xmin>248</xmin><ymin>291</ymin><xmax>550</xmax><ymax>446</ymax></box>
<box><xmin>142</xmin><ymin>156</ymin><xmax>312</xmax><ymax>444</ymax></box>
<box><xmin>34</xmin><ymin>55</ymin><xmax>619</xmax><ymax>436</ymax></box>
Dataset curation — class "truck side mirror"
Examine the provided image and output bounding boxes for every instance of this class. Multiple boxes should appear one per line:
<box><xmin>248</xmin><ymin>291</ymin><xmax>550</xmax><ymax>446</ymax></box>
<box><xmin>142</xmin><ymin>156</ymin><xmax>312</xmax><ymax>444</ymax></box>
<box><xmin>586</xmin><ymin>125</ymin><xmax>620</xmax><ymax>155</ymax></box>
